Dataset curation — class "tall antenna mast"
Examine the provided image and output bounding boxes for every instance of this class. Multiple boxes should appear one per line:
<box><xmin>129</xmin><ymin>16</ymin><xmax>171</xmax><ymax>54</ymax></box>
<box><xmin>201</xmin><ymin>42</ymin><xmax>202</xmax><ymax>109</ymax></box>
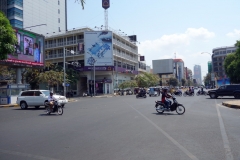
<box><xmin>104</xmin><ymin>9</ymin><xmax>108</xmax><ymax>30</ymax></box>
<box><xmin>102</xmin><ymin>0</ymin><xmax>110</xmax><ymax>30</ymax></box>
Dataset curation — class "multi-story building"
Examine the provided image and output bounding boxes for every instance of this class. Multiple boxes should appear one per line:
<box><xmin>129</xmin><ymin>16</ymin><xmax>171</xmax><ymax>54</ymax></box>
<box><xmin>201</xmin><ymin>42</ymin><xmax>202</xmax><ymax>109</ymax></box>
<box><xmin>0</xmin><ymin>0</ymin><xmax>67</xmax><ymax>35</ymax></box>
<box><xmin>0</xmin><ymin>0</ymin><xmax>7</xmax><ymax>16</ymax></box>
<box><xmin>174</xmin><ymin>59</ymin><xmax>185</xmax><ymax>82</ymax></box>
<box><xmin>212</xmin><ymin>45</ymin><xmax>237</xmax><ymax>78</ymax></box>
<box><xmin>193</xmin><ymin>65</ymin><xmax>202</xmax><ymax>84</ymax></box>
<box><xmin>44</xmin><ymin>27</ymin><xmax>139</xmax><ymax>95</ymax></box>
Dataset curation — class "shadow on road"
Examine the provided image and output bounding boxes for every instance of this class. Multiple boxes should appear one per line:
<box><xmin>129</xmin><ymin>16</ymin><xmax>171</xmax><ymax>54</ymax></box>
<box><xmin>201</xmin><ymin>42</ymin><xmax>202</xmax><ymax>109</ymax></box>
<box><xmin>39</xmin><ymin>113</ymin><xmax>59</xmax><ymax>116</ymax></box>
<box><xmin>205</xmin><ymin>97</ymin><xmax>236</xmax><ymax>99</ymax></box>
<box><xmin>12</xmin><ymin>108</ymin><xmax>46</xmax><ymax>111</ymax></box>
<box><xmin>152</xmin><ymin>112</ymin><xmax>179</xmax><ymax>116</ymax></box>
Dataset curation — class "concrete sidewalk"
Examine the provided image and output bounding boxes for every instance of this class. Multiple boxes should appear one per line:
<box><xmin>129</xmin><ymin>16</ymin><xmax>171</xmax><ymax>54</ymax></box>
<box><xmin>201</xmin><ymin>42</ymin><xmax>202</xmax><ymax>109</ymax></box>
<box><xmin>222</xmin><ymin>100</ymin><xmax>240</xmax><ymax>109</ymax></box>
<box><xmin>0</xmin><ymin>104</ymin><xmax>19</xmax><ymax>108</ymax></box>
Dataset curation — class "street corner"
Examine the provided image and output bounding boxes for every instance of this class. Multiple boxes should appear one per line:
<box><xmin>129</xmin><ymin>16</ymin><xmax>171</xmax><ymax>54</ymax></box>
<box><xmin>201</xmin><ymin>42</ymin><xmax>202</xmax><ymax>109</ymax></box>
<box><xmin>222</xmin><ymin>100</ymin><xmax>240</xmax><ymax>109</ymax></box>
<box><xmin>0</xmin><ymin>104</ymin><xmax>19</xmax><ymax>108</ymax></box>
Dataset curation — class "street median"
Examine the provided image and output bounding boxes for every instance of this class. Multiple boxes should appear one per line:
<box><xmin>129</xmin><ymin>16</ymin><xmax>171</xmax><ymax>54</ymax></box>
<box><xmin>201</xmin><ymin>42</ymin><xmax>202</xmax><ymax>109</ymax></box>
<box><xmin>222</xmin><ymin>100</ymin><xmax>240</xmax><ymax>109</ymax></box>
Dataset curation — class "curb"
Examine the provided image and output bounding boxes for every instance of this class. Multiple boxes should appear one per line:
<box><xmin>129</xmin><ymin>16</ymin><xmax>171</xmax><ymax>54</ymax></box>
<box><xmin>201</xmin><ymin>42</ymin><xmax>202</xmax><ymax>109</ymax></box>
<box><xmin>0</xmin><ymin>104</ymin><xmax>19</xmax><ymax>108</ymax></box>
<box><xmin>222</xmin><ymin>102</ymin><xmax>240</xmax><ymax>109</ymax></box>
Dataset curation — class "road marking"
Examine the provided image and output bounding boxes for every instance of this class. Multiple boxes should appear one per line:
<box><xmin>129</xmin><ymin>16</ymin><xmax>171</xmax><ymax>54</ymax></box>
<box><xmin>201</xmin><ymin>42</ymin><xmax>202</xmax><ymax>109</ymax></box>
<box><xmin>0</xmin><ymin>149</ymin><xmax>59</xmax><ymax>160</ymax></box>
<box><xmin>126</xmin><ymin>103</ymin><xmax>199</xmax><ymax>160</ymax></box>
<box><xmin>215</xmin><ymin>101</ymin><xmax>234</xmax><ymax>160</ymax></box>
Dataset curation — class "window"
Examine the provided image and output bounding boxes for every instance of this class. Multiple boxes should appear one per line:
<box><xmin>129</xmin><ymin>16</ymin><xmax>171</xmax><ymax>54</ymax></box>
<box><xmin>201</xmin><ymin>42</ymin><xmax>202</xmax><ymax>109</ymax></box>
<box><xmin>21</xmin><ymin>91</ymin><xmax>34</xmax><ymax>96</ymax></box>
<box><xmin>59</xmin><ymin>27</ymin><xmax>61</xmax><ymax>32</ymax></box>
<box><xmin>58</xmin><ymin>9</ymin><xmax>60</xmax><ymax>14</ymax></box>
<box><xmin>58</xmin><ymin>0</ymin><xmax>60</xmax><ymax>5</ymax></box>
<box><xmin>7</xmin><ymin>0</ymin><xmax>23</xmax><ymax>7</ymax></box>
<box><xmin>34</xmin><ymin>91</ymin><xmax>41</xmax><ymax>96</ymax></box>
<box><xmin>9</xmin><ymin>19</ymin><xmax>23</xmax><ymax>28</ymax></box>
<box><xmin>58</xmin><ymin>18</ymin><xmax>60</xmax><ymax>23</ymax></box>
<box><xmin>7</xmin><ymin>7</ymin><xmax>23</xmax><ymax>18</ymax></box>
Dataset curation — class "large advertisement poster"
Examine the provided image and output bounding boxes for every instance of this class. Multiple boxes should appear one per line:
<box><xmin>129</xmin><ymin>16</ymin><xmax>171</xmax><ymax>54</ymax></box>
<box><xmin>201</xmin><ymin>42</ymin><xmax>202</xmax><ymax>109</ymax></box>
<box><xmin>84</xmin><ymin>31</ymin><xmax>113</xmax><ymax>67</ymax></box>
<box><xmin>0</xmin><ymin>28</ymin><xmax>44</xmax><ymax>68</ymax></box>
<box><xmin>217</xmin><ymin>78</ymin><xmax>230</xmax><ymax>86</ymax></box>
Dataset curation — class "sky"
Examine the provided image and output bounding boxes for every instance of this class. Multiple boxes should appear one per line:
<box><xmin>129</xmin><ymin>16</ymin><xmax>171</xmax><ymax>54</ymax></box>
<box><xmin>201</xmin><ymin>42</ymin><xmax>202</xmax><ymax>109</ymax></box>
<box><xmin>67</xmin><ymin>0</ymin><xmax>240</xmax><ymax>80</ymax></box>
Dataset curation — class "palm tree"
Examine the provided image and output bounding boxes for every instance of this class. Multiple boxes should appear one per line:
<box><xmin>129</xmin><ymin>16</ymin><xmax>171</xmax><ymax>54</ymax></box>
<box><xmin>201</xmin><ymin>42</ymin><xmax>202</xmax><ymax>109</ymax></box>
<box><xmin>74</xmin><ymin>0</ymin><xmax>86</xmax><ymax>9</ymax></box>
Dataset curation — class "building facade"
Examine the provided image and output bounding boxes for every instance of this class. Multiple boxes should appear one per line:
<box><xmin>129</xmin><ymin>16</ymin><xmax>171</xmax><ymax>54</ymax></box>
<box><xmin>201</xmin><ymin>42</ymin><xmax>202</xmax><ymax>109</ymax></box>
<box><xmin>174</xmin><ymin>59</ymin><xmax>184</xmax><ymax>82</ymax></box>
<box><xmin>212</xmin><ymin>45</ymin><xmax>237</xmax><ymax>78</ymax></box>
<box><xmin>193</xmin><ymin>65</ymin><xmax>202</xmax><ymax>84</ymax></box>
<box><xmin>0</xmin><ymin>0</ymin><xmax>67</xmax><ymax>35</ymax></box>
<box><xmin>44</xmin><ymin>27</ymin><xmax>139</xmax><ymax>95</ymax></box>
<box><xmin>0</xmin><ymin>0</ymin><xmax>8</xmax><ymax>16</ymax></box>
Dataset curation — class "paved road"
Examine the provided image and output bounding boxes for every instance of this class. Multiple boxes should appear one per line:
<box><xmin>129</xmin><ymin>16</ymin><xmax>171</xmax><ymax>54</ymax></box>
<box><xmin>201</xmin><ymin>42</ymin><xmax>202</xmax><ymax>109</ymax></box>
<box><xmin>0</xmin><ymin>95</ymin><xmax>240</xmax><ymax>160</ymax></box>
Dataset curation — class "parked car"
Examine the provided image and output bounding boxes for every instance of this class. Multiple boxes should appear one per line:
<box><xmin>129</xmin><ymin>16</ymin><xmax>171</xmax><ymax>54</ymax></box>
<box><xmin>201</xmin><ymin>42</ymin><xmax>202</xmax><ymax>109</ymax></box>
<box><xmin>208</xmin><ymin>85</ymin><xmax>240</xmax><ymax>99</ymax></box>
<box><xmin>17</xmin><ymin>90</ymin><xmax>68</xmax><ymax>109</ymax></box>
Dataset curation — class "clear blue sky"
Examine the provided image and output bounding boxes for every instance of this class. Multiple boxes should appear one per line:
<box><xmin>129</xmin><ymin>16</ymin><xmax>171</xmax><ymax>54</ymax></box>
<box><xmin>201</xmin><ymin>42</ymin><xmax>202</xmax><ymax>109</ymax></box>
<box><xmin>67</xmin><ymin>0</ymin><xmax>240</xmax><ymax>79</ymax></box>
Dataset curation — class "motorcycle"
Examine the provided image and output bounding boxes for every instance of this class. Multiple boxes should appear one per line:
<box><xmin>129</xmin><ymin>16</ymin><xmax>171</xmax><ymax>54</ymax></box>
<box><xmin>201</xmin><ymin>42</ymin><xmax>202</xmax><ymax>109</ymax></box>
<box><xmin>196</xmin><ymin>90</ymin><xmax>207</xmax><ymax>96</ymax></box>
<box><xmin>45</xmin><ymin>100</ymin><xmax>64</xmax><ymax>115</ymax></box>
<box><xmin>155</xmin><ymin>95</ymin><xmax>185</xmax><ymax>115</ymax></box>
<box><xmin>136</xmin><ymin>92</ymin><xmax>147</xmax><ymax>98</ymax></box>
<box><xmin>172</xmin><ymin>90</ymin><xmax>182</xmax><ymax>96</ymax></box>
<box><xmin>183</xmin><ymin>91</ymin><xmax>194</xmax><ymax>97</ymax></box>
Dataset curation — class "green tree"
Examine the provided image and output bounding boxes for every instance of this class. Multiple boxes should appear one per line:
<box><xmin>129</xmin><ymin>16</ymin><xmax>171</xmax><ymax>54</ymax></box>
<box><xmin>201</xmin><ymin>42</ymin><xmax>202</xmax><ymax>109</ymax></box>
<box><xmin>181</xmin><ymin>79</ymin><xmax>186</xmax><ymax>86</ymax></box>
<box><xmin>135</xmin><ymin>72</ymin><xmax>160</xmax><ymax>87</ymax></box>
<box><xmin>169</xmin><ymin>78</ymin><xmax>178</xmax><ymax>86</ymax></box>
<box><xmin>0</xmin><ymin>11</ymin><xmax>17</xmax><ymax>60</ymax></box>
<box><xmin>224</xmin><ymin>40</ymin><xmax>240</xmax><ymax>83</ymax></box>
<box><xmin>118</xmin><ymin>80</ymin><xmax>138</xmax><ymax>89</ymax></box>
<box><xmin>203</xmin><ymin>73</ymin><xmax>211</xmax><ymax>86</ymax></box>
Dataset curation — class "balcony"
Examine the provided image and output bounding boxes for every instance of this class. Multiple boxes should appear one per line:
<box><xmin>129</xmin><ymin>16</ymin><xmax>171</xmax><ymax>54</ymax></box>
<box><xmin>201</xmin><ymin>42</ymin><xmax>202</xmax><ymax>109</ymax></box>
<box><xmin>45</xmin><ymin>39</ymin><xmax>83</xmax><ymax>49</ymax></box>
<box><xmin>45</xmin><ymin>51</ymin><xmax>84</xmax><ymax>60</ymax></box>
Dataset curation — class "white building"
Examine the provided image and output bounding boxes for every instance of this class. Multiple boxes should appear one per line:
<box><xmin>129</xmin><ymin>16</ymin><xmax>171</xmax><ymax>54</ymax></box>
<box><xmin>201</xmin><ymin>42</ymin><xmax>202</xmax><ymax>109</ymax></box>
<box><xmin>44</xmin><ymin>27</ymin><xmax>139</xmax><ymax>96</ymax></box>
<box><xmin>0</xmin><ymin>0</ymin><xmax>67</xmax><ymax>35</ymax></box>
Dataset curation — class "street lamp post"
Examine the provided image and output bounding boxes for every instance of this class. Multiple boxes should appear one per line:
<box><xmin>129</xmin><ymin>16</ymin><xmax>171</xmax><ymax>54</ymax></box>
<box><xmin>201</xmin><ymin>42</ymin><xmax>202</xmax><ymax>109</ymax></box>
<box><xmin>87</xmin><ymin>52</ymin><xmax>96</xmax><ymax>97</ymax></box>
<box><xmin>63</xmin><ymin>48</ymin><xmax>75</xmax><ymax>97</ymax></box>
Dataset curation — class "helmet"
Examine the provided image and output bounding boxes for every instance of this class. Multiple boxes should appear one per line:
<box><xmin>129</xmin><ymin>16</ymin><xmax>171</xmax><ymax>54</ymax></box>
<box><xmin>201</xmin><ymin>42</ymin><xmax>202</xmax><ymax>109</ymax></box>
<box><xmin>163</xmin><ymin>87</ymin><xmax>168</xmax><ymax>91</ymax></box>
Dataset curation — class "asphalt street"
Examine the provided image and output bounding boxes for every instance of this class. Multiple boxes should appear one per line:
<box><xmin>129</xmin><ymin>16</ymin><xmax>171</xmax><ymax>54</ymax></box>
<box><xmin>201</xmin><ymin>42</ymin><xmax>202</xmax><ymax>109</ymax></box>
<box><xmin>0</xmin><ymin>94</ymin><xmax>240</xmax><ymax>160</ymax></box>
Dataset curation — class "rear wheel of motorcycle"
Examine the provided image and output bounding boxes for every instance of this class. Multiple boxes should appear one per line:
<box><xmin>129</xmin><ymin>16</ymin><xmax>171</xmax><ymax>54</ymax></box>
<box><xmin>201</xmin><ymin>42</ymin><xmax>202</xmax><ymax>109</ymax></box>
<box><xmin>196</xmin><ymin>92</ymin><xmax>199</xmax><ymax>96</ymax></box>
<box><xmin>204</xmin><ymin>92</ymin><xmax>207</xmax><ymax>96</ymax></box>
<box><xmin>179</xmin><ymin>93</ymin><xmax>182</xmax><ymax>96</ymax></box>
<box><xmin>58</xmin><ymin>107</ymin><xmax>63</xmax><ymax>115</ymax></box>
<box><xmin>156</xmin><ymin>104</ymin><xmax>164</xmax><ymax>114</ymax></box>
<box><xmin>183</xmin><ymin>93</ymin><xmax>187</xmax><ymax>97</ymax></box>
<box><xmin>176</xmin><ymin>105</ymin><xmax>185</xmax><ymax>115</ymax></box>
<box><xmin>136</xmin><ymin>95</ymin><xmax>139</xmax><ymax>98</ymax></box>
<box><xmin>144</xmin><ymin>95</ymin><xmax>147</xmax><ymax>98</ymax></box>
<box><xmin>46</xmin><ymin>107</ymin><xmax>51</xmax><ymax>115</ymax></box>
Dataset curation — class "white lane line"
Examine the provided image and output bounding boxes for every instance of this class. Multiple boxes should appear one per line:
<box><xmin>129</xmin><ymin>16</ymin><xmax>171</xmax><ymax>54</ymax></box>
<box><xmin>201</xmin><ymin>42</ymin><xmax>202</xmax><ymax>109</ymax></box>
<box><xmin>0</xmin><ymin>149</ymin><xmax>59</xmax><ymax>160</ymax></box>
<box><xmin>215</xmin><ymin>101</ymin><xmax>234</xmax><ymax>160</ymax></box>
<box><xmin>127</xmin><ymin>103</ymin><xmax>199</xmax><ymax>160</ymax></box>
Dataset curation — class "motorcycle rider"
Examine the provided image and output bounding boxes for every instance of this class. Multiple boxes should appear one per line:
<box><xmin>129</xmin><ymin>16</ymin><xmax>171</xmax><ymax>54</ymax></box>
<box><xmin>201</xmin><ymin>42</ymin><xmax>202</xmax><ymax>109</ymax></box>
<box><xmin>48</xmin><ymin>91</ymin><xmax>57</xmax><ymax>111</ymax></box>
<box><xmin>188</xmin><ymin>87</ymin><xmax>191</xmax><ymax>95</ymax></box>
<box><xmin>201</xmin><ymin>86</ymin><xmax>204</xmax><ymax>94</ymax></box>
<box><xmin>161</xmin><ymin>88</ymin><xmax>172</xmax><ymax>109</ymax></box>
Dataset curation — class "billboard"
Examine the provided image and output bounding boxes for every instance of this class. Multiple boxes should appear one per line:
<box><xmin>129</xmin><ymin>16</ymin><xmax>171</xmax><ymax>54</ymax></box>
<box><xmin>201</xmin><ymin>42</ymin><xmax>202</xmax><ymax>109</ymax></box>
<box><xmin>152</xmin><ymin>59</ymin><xmax>174</xmax><ymax>74</ymax></box>
<box><xmin>217</xmin><ymin>78</ymin><xmax>230</xmax><ymax>86</ymax></box>
<box><xmin>84</xmin><ymin>31</ymin><xmax>113</xmax><ymax>67</ymax></box>
<box><xmin>0</xmin><ymin>28</ymin><xmax>44</xmax><ymax>68</ymax></box>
